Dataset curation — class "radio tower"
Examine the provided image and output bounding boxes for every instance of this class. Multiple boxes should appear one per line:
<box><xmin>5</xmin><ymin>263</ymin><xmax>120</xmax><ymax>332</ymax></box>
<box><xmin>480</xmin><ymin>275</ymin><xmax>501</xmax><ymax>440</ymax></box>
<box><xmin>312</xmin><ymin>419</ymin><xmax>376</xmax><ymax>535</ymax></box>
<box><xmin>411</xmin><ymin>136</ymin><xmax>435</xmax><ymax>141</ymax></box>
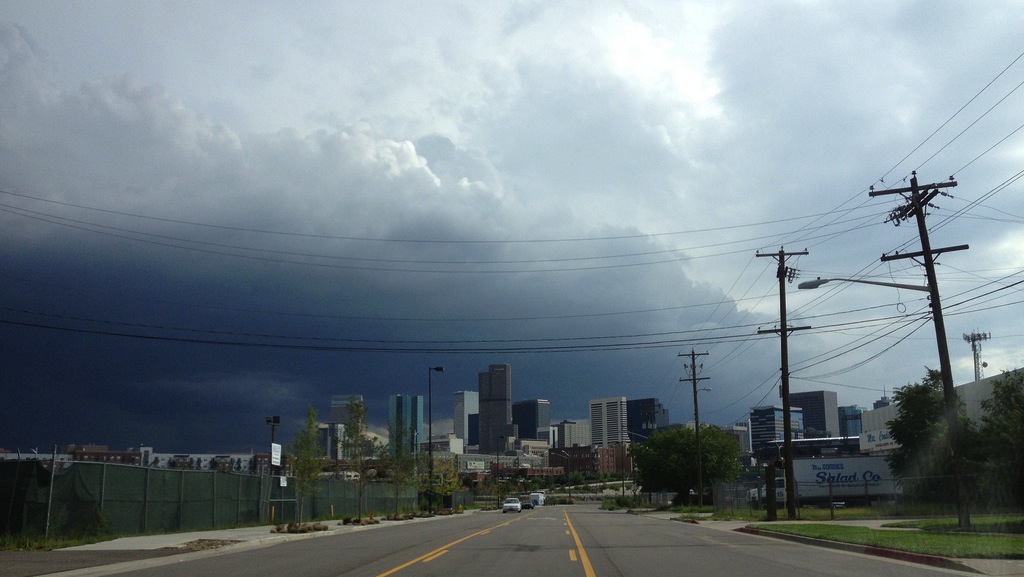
<box><xmin>963</xmin><ymin>331</ymin><xmax>991</xmax><ymax>381</ymax></box>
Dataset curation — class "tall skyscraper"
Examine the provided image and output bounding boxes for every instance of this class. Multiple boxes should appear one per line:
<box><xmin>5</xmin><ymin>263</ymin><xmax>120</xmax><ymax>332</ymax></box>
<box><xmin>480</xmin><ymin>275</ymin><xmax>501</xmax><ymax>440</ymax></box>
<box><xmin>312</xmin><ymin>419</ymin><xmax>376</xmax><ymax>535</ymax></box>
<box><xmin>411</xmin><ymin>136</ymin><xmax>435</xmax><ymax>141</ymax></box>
<box><xmin>590</xmin><ymin>397</ymin><xmax>628</xmax><ymax>448</ymax></box>
<box><xmin>478</xmin><ymin>364</ymin><xmax>516</xmax><ymax>454</ymax></box>
<box><xmin>326</xmin><ymin>394</ymin><xmax>363</xmax><ymax>459</ymax></box>
<box><xmin>453</xmin><ymin>391</ymin><xmax>479</xmax><ymax>442</ymax></box>
<box><xmin>512</xmin><ymin>399</ymin><xmax>551</xmax><ymax>441</ymax></box>
<box><xmin>626</xmin><ymin>398</ymin><xmax>669</xmax><ymax>442</ymax></box>
<box><xmin>329</xmin><ymin>394</ymin><xmax>363</xmax><ymax>423</ymax></box>
<box><xmin>790</xmin><ymin>391</ymin><xmax>839</xmax><ymax>437</ymax></box>
<box><xmin>838</xmin><ymin>405</ymin><xmax>865</xmax><ymax>437</ymax></box>
<box><xmin>750</xmin><ymin>405</ymin><xmax>804</xmax><ymax>457</ymax></box>
<box><xmin>388</xmin><ymin>394</ymin><xmax>425</xmax><ymax>456</ymax></box>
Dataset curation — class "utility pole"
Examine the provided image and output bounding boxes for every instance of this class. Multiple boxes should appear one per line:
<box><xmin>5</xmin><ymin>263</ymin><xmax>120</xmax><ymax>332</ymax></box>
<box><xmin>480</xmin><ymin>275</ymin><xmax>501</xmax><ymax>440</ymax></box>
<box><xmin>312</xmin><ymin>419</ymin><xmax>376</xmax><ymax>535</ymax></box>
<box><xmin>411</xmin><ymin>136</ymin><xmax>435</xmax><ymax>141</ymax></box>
<box><xmin>963</xmin><ymin>331</ymin><xmax>991</xmax><ymax>382</ymax></box>
<box><xmin>757</xmin><ymin>248</ymin><xmax>810</xmax><ymax>520</ymax></box>
<box><xmin>870</xmin><ymin>172</ymin><xmax>970</xmax><ymax>529</ymax></box>
<box><xmin>679</xmin><ymin>349</ymin><xmax>709</xmax><ymax>507</ymax></box>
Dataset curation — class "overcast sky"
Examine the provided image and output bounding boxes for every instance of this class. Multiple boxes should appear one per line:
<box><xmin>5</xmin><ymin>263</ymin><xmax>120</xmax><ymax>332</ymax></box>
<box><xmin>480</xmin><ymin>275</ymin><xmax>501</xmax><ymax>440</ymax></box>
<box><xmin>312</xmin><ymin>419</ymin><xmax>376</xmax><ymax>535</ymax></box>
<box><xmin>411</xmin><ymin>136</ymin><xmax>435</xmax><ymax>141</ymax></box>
<box><xmin>2</xmin><ymin>2</ymin><xmax>1022</xmax><ymax>454</ymax></box>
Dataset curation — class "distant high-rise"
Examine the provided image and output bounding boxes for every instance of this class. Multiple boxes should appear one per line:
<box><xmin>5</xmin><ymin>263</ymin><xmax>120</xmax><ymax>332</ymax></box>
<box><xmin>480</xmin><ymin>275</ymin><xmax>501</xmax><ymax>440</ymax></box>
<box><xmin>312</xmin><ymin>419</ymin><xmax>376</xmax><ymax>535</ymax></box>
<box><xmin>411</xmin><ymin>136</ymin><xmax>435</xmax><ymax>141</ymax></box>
<box><xmin>329</xmin><ymin>394</ymin><xmax>363</xmax><ymax>423</ymax></box>
<box><xmin>749</xmin><ymin>405</ymin><xmax>804</xmax><ymax>455</ymax></box>
<box><xmin>590</xmin><ymin>397</ymin><xmax>628</xmax><ymax>447</ymax></box>
<box><xmin>873</xmin><ymin>396</ymin><xmax>891</xmax><ymax>410</ymax></box>
<box><xmin>388</xmin><ymin>394</ymin><xmax>425</xmax><ymax>456</ymax></box>
<box><xmin>790</xmin><ymin>390</ymin><xmax>839</xmax><ymax>437</ymax></box>
<box><xmin>838</xmin><ymin>405</ymin><xmax>865</xmax><ymax>437</ymax></box>
<box><xmin>478</xmin><ymin>364</ymin><xmax>516</xmax><ymax>454</ymax></box>
<box><xmin>512</xmin><ymin>399</ymin><xmax>551</xmax><ymax>441</ymax></box>
<box><xmin>553</xmin><ymin>420</ymin><xmax>590</xmax><ymax>448</ymax></box>
<box><xmin>326</xmin><ymin>395</ymin><xmax>363</xmax><ymax>459</ymax></box>
<box><xmin>626</xmin><ymin>398</ymin><xmax>669</xmax><ymax>443</ymax></box>
<box><xmin>453</xmin><ymin>391</ymin><xmax>479</xmax><ymax>442</ymax></box>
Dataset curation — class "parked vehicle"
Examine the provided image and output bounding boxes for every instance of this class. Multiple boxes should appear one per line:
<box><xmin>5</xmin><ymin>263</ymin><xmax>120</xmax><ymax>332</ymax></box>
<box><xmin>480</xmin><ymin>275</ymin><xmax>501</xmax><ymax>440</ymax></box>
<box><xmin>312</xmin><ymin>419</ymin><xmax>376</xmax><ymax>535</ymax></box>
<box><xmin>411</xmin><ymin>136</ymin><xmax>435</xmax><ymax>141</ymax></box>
<box><xmin>502</xmin><ymin>497</ymin><xmax>522</xmax><ymax>513</ymax></box>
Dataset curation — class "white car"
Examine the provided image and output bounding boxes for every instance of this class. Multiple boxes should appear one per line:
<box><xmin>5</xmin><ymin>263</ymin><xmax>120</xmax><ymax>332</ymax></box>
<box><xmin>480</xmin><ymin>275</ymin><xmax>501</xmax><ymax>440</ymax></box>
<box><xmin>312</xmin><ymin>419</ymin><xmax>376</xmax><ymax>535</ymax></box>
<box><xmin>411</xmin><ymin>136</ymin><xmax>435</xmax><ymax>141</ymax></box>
<box><xmin>502</xmin><ymin>497</ymin><xmax>522</xmax><ymax>513</ymax></box>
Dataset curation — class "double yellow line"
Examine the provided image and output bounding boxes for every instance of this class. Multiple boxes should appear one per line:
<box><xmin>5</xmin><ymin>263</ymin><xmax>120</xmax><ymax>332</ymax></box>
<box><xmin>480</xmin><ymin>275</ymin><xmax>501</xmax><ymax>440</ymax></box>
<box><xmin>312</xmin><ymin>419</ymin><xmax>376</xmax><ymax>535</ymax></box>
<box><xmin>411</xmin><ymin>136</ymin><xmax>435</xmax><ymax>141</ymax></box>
<box><xmin>376</xmin><ymin>509</ymin><xmax>596</xmax><ymax>577</ymax></box>
<box><xmin>375</xmin><ymin>512</ymin><xmax>530</xmax><ymax>577</ymax></box>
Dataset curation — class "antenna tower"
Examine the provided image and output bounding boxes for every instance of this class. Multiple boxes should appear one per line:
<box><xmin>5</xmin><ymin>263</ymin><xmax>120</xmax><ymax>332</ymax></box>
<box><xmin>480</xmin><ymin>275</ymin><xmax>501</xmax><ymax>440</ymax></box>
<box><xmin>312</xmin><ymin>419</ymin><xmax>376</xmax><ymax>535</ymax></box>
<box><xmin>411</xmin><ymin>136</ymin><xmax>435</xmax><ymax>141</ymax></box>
<box><xmin>963</xmin><ymin>331</ymin><xmax>991</xmax><ymax>381</ymax></box>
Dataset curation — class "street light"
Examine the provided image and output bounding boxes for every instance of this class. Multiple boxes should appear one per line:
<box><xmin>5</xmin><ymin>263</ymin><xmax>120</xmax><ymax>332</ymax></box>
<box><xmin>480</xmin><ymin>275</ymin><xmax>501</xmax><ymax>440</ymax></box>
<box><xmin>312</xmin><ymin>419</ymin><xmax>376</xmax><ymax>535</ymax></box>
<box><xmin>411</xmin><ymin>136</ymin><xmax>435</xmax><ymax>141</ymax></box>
<box><xmin>800</xmin><ymin>274</ymin><xmax>969</xmax><ymax>527</ymax></box>
<box><xmin>694</xmin><ymin>387</ymin><xmax>711</xmax><ymax>508</ymax></box>
<box><xmin>798</xmin><ymin>277</ymin><xmax>929</xmax><ymax>292</ymax></box>
<box><xmin>427</xmin><ymin>366</ymin><xmax>444</xmax><ymax>514</ymax></box>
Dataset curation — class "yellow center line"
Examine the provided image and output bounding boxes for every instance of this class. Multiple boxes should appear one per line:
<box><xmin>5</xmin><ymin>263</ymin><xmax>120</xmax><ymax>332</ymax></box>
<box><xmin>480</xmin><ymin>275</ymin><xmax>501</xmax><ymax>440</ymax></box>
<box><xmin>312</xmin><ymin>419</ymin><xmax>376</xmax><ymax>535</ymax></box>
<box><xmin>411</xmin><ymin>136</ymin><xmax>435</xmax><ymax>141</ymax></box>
<box><xmin>375</xmin><ymin>512</ymin><xmax>531</xmax><ymax>577</ymax></box>
<box><xmin>423</xmin><ymin>550</ymin><xmax>449</xmax><ymax>563</ymax></box>
<box><xmin>563</xmin><ymin>510</ymin><xmax>597</xmax><ymax>577</ymax></box>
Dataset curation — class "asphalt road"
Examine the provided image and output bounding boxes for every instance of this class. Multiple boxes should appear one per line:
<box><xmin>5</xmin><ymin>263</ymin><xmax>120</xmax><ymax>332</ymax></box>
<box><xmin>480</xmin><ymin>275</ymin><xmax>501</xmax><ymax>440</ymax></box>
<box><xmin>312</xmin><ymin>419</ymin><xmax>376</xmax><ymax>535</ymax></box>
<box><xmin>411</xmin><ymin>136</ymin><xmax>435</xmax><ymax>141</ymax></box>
<box><xmin>9</xmin><ymin>507</ymin><xmax>989</xmax><ymax>577</ymax></box>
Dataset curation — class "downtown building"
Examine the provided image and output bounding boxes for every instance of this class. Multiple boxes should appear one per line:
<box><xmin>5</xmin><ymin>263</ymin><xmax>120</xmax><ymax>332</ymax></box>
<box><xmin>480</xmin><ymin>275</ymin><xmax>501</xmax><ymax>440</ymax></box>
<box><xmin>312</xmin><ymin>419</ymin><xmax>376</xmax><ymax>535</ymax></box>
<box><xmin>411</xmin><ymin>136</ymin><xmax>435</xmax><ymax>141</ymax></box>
<box><xmin>388</xmin><ymin>394</ymin><xmax>425</xmax><ymax>456</ymax></box>
<box><xmin>453</xmin><ymin>390</ymin><xmax>479</xmax><ymax>445</ymax></box>
<box><xmin>512</xmin><ymin>399</ymin><xmax>551</xmax><ymax>441</ymax></box>
<box><xmin>789</xmin><ymin>390</ymin><xmax>839</xmax><ymax>438</ymax></box>
<box><xmin>478</xmin><ymin>364</ymin><xmax>517</xmax><ymax>454</ymax></box>
<box><xmin>749</xmin><ymin>405</ymin><xmax>804</xmax><ymax>460</ymax></box>
<box><xmin>589</xmin><ymin>397</ymin><xmax>628</xmax><ymax>448</ymax></box>
<box><xmin>626</xmin><ymin>398</ymin><xmax>669</xmax><ymax>443</ymax></box>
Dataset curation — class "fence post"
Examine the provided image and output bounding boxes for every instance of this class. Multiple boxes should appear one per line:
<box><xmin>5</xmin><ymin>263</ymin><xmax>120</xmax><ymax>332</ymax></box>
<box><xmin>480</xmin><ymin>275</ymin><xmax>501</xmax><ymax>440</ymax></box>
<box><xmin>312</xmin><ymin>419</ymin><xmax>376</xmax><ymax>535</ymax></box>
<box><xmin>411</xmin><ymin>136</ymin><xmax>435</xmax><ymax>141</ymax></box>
<box><xmin>5</xmin><ymin>450</ymin><xmax>23</xmax><ymax>534</ymax></box>
<box><xmin>143</xmin><ymin>467</ymin><xmax>150</xmax><ymax>533</ymax></box>
<box><xmin>212</xmin><ymin>471</ymin><xmax>217</xmax><ymax>529</ymax></box>
<box><xmin>178</xmin><ymin>470</ymin><xmax>185</xmax><ymax>531</ymax></box>
<box><xmin>44</xmin><ymin>446</ymin><xmax>56</xmax><ymax>539</ymax></box>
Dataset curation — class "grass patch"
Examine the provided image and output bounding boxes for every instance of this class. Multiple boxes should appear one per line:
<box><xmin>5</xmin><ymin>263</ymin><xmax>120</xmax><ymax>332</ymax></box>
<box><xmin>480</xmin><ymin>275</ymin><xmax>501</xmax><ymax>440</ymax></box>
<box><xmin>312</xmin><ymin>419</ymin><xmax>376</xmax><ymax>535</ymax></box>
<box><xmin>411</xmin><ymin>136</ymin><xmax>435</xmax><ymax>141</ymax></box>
<box><xmin>0</xmin><ymin>533</ymin><xmax>115</xmax><ymax>552</ymax></box>
<box><xmin>883</xmin><ymin>516</ymin><xmax>1024</xmax><ymax>534</ymax></box>
<box><xmin>747</xmin><ymin>523</ymin><xmax>1024</xmax><ymax>559</ymax></box>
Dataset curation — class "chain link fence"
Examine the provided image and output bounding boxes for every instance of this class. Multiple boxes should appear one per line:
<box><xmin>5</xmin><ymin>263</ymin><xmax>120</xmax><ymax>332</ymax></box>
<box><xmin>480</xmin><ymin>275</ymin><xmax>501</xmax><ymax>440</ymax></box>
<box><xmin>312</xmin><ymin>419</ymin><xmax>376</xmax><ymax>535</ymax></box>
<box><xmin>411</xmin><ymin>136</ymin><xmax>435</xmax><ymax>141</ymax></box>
<box><xmin>1</xmin><ymin>459</ymin><xmax>419</xmax><ymax>538</ymax></box>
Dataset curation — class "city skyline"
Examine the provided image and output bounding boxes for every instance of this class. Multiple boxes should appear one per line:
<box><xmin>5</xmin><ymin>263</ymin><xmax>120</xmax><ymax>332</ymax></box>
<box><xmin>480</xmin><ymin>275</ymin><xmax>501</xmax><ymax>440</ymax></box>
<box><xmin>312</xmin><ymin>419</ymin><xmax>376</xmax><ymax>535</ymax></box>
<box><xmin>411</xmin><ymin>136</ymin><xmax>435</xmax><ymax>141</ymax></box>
<box><xmin>3</xmin><ymin>4</ymin><xmax>1022</xmax><ymax>454</ymax></box>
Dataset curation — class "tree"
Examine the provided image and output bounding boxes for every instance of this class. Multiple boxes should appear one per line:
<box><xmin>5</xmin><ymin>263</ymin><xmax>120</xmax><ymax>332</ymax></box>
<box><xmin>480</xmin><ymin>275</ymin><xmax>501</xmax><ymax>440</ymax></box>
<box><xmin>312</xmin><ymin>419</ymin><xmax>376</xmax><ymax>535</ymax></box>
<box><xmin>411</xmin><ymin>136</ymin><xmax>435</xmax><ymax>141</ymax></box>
<box><xmin>290</xmin><ymin>406</ymin><xmax>325</xmax><ymax>522</ymax></box>
<box><xmin>433</xmin><ymin>456</ymin><xmax>462</xmax><ymax>508</ymax></box>
<box><xmin>979</xmin><ymin>369</ymin><xmax>1024</xmax><ymax>508</ymax></box>
<box><xmin>381</xmin><ymin>413</ymin><xmax>417</xmax><ymax>517</ymax></box>
<box><xmin>341</xmin><ymin>396</ymin><xmax>378</xmax><ymax>520</ymax></box>
<box><xmin>886</xmin><ymin>368</ymin><xmax>981</xmax><ymax>502</ymax></box>
<box><xmin>630</xmin><ymin>426</ymin><xmax>740</xmax><ymax>505</ymax></box>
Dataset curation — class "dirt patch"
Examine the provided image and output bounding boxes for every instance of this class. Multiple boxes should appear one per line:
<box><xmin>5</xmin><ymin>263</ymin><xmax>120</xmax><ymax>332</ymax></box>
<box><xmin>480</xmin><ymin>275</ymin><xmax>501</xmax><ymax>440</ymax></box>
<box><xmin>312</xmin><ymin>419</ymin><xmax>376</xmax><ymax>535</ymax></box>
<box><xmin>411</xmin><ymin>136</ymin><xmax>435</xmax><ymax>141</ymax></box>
<box><xmin>163</xmin><ymin>539</ymin><xmax>242</xmax><ymax>551</ymax></box>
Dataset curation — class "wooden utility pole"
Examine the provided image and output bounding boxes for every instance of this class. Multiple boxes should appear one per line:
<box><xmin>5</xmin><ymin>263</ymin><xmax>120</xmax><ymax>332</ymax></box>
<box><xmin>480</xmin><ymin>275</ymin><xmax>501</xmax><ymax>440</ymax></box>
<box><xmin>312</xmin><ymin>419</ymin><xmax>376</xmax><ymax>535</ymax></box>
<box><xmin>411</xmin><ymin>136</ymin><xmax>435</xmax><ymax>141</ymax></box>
<box><xmin>679</xmin><ymin>349</ymin><xmax>709</xmax><ymax>506</ymax></box>
<box><xmin>757</xmin><ymin>248</ymin><xmax>810</xmax><ymax>520</ymax></box>
<box><xmin>870</xmin><ymin>172</ymin><xmax>970</xmax><ymax>529</ymax></box>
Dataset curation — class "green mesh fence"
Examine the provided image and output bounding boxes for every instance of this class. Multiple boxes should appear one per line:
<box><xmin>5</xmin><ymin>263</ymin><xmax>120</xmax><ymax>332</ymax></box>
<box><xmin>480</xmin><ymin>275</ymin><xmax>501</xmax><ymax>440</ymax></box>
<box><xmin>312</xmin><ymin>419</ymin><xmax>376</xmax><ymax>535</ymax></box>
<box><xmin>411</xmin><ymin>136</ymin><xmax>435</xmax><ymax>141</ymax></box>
<box><xmin>1</xmin><ymin>460</ymin><xmax>420</xmax><ymax>538</ymax></box>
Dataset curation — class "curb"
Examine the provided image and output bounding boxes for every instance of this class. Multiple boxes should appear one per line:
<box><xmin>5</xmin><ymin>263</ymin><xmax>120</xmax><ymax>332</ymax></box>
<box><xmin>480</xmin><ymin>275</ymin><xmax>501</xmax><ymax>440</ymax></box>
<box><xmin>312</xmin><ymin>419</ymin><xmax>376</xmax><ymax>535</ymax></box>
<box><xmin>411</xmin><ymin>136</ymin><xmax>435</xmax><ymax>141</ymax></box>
<box><xmin>734</xmin><ymin>527</ymin><xmax>982</xmax><ymax>574</ymax></box>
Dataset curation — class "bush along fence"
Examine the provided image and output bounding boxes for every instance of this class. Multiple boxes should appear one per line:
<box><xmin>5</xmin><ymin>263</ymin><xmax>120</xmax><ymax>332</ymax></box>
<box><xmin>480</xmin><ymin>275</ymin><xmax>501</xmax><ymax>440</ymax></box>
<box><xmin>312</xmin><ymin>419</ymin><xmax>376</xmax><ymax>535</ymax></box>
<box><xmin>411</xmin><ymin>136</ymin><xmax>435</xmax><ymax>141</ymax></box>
<box><xmin>1</xmin><ymin>459</ymin><xmax>418</xmax><ymax>539</ymax></box>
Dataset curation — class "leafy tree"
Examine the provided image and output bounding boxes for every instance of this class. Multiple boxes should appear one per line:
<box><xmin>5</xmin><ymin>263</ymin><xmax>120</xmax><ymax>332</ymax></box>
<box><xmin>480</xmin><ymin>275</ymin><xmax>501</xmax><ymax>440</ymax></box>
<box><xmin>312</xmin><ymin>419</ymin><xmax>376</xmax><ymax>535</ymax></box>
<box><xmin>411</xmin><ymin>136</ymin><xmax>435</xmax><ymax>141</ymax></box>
<box><xmin>433</xmin><ymin>456</ymin><xmax>462</xmax><ymax>507</ymax></box>
<box><xmin>381</xmin><ymin>413</ymin><xmax>417</xmax><ymax>516</ymax></box>
<box><xmin>979</xmin><ymin>369</ymin><xmax>1024</xmax><ymax>508</ymax></box>
<box><xmin>290</xmin><ymin>406</ymin><xmax>325</xmax><ymax>522</ymax></box>
<box><xmin>631</xmin><ymin>425</ymin><xmax>740</xmax><ymax>504</ymax></box>
<box><xmin>341</xmin><ymin>396</ymin><xmax>378</xmax><ymax>520</ymax></box>
<box><xmin>886</xmin><ymin>368</ymin><xmax>981</xmax><ymax>502</ymax></box>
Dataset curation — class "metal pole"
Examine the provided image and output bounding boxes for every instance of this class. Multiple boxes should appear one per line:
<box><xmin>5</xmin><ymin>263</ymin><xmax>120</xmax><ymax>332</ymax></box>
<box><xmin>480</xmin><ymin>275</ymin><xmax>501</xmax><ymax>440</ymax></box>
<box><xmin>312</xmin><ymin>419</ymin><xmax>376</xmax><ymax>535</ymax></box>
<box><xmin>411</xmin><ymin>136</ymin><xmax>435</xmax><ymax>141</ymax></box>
<box><xmin>428</xmin><ymin>366</ymin><xmax>443</xmax><ymax>514</ymax></box>
<box><xmin>44</xmin><ymin>446</ymin><xmax>56</xmax><ymax>539</ymax></box>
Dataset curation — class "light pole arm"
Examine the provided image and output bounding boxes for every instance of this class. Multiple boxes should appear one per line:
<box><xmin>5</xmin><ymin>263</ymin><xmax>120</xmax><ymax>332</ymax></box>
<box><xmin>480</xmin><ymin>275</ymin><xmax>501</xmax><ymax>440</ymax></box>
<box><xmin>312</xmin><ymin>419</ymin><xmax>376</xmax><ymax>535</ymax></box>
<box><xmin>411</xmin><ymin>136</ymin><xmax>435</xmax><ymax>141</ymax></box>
<box><xmin>798</xmin><ymin>277</ymin><xmax>929</xmax><ymax>292</ymax></box>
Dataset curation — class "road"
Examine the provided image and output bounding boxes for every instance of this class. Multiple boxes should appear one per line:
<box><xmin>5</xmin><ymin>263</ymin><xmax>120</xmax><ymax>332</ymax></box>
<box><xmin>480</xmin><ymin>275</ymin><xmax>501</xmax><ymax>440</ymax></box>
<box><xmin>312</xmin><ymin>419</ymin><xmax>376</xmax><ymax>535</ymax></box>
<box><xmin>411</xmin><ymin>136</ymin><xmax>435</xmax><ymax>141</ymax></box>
<box><xmin>70</xmin><ymin>507</ymin><xmax>969</xmax><ymax>577</ymax></box>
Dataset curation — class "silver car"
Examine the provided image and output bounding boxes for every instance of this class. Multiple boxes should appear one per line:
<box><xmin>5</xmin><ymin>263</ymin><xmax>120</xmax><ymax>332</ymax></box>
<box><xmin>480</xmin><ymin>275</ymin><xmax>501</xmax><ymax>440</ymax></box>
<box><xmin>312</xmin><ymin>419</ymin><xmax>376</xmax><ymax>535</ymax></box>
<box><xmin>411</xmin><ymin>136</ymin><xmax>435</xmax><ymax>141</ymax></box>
<box><xmin>501</xmin><ymin>497</ymin><xmax>522</xmax><ymax>513</ymax></box>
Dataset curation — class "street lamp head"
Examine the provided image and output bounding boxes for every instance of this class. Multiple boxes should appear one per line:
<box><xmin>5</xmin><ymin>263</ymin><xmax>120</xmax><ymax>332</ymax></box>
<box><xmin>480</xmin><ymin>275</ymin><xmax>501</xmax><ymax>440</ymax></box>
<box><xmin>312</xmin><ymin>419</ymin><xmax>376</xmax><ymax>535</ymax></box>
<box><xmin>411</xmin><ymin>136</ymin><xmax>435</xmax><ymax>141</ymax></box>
<box><xmin>265</xmin><ymin>416</ymin><xmax>280</xmax><ymax>425</ymax></box>
<box><xmin>797</xmin><ymin>278</ymin><xmax>831</xmax><ymax>290</ymax></box>
<box><xmin>698</xmin><ymin>387</ymin><xmax>712</xmax><ymax>392</ymax></box>
<box><xmin>430</xmin><ymin>366</ymin><xmax>444</xmax><ymax>372</ymax></box>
